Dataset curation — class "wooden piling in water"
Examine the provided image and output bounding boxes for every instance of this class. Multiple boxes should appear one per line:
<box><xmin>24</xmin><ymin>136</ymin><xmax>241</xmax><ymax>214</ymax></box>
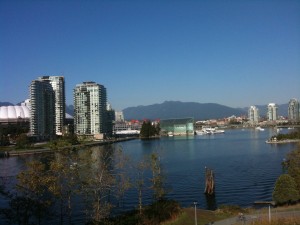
<box><xmin>204</xmin><ymin>167</ymin><xmax>215</xmax><ymax>195</ymax></box>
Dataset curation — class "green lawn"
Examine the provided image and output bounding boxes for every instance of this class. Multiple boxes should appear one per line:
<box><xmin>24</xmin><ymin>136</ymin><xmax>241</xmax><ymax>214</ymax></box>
<box><xmin>163</xmin><ymin>207</ymin><xmax>232</xmax><ymax>225</ymax></box>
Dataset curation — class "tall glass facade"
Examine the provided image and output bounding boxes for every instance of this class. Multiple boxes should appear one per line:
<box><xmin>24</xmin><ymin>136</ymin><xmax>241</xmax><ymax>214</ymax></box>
<box><xmin>38</xmin><ymin>76</ymin><xmax>65</xmax><ymax>135</ymax></box>
<box><xmin>30</xmin><ymin>80</ymin><xmax>55</xmax><ymax>137</ymax></box>
<box><xmin>74</xmin><ymin>82</ymin><xmax>107</xmax><ymax>135</ymax></box>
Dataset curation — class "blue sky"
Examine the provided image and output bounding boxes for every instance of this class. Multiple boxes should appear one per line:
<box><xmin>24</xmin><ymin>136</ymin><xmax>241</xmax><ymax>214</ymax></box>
<box><xmin>1</xmin><ymin>0</ymin><xmax>299</xmax><ymax>110</ymax></box>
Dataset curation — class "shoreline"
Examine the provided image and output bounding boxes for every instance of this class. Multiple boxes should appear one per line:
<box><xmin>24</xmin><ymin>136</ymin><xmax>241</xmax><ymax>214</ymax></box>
<box><xmin>265</xmin><ymin>139</ymin><xmax>300</xmax><ymax>144</ymax></box>
<box><xmin>2</xmin><ymin>137</ymin><xmax>137</xmax><ymax>157</ymax></box>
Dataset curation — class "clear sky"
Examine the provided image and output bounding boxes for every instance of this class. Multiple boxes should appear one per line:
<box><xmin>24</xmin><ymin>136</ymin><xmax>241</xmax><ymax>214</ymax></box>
<box><xmin>1</xmin><ymin>0</ymin><xmax>299</xmax><ymax>110</ymax></box>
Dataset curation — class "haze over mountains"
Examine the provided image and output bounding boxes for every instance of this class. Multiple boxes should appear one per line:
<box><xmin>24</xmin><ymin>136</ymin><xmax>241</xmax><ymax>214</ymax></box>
<box><xmin>0</xmin><ymin>101</ymin><xmax>289</xmax><ymax>120</ymax></box>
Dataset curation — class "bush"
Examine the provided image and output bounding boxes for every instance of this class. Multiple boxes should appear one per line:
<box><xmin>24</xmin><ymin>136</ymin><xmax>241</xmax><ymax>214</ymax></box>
<box><xmin>15</xmin><ymin>133</ymin><xmax>32</xmax><ymax>149</ymax></box>
<box><xmin>273</xmin><ymin>174</ymin><xmax>300</xmax><ymax>205</ymax></box>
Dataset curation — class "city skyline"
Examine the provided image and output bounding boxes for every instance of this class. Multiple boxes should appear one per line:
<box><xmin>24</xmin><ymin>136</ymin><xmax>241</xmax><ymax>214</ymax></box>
<box><xmin>1</xmin><ymin>1</ymin><xmax>300</xmax><ymax>110</ymax></box>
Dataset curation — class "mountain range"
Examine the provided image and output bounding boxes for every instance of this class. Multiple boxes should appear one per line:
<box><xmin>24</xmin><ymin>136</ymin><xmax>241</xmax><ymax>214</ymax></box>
<box><xmin>0</xmin><ymin>101</ymin><xmax>289</xmax><ymax>120</ymax></box>
<box><xmin>123</xmin><ymin>101</ymin><xmax>289</xmax><ymax>120</ymax></box>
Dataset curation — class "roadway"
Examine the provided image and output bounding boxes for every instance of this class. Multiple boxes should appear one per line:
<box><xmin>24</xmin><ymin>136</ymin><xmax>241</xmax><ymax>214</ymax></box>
<box><xmin>212</xmin><ymin>210</ymin><xmax>300</xmax><ymax>225</ymax></box>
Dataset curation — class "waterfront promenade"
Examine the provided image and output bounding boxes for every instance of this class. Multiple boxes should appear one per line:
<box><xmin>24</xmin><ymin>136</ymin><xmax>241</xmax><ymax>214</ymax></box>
<box><xmin>213</xmin><ymin>210</ymin><xmax>300</xmax><ymax>225</ymax></box>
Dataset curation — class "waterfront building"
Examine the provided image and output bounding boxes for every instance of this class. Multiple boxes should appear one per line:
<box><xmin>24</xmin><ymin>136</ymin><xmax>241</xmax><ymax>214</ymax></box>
<box><xmin>113</xmin><ymin>120</ymin><xmax>142</xmax><ymax>134</ymax></box>
<box><xmin>38</xmin><ymin>76</ymin><xmax>65</xmax><ymax>135</ymax></box>
<box><xmin>267</xmin><ymin>103</ymin><xmax>278</xmax><ymax>121</ymax></box>
<box><xmin>288</xmin><ymin>98</ymin><xmax>300</xmax><ymax>122</ymax></box>
<box><xmin>248</xmin><ymin>106</ymin><xmax>259</xmax><ymax>124</ymax></box>
<box><xmin>73</xmin><ymin>81</ymin><xmax>107</xmax><ymax>136</ymax></box>
<box><xmin>30</xmin><ymin>79</ymin><xmax>55</xmax><ymax>138</ymax></box>
<box><xmin>160</xmin><ymin>118</ymin><xmax>194</xmax><ymax>136</ymax></box>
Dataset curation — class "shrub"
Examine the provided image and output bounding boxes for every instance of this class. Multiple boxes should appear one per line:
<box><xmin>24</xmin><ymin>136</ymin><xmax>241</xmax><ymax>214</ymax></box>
<box><xmin>273</xmin><ymin>174</ymin><xmax>300</xmax><ymax>205</ymax></box>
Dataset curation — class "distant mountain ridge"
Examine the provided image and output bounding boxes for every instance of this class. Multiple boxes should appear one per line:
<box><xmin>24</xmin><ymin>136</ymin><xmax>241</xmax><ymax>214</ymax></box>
<box><xmin>0</xmin><ymin>102</ymin><xmax>14</xmax><ymax>107</ymax></box>
<box><xmin>123</xmin><ymin>101</ymin><xmax>290</xmax><ymax>120</ymax></box>
<box><xmin>123</xmin><ymin>101</ymin><xmax>247</xmax><ymax>120</ymax></box>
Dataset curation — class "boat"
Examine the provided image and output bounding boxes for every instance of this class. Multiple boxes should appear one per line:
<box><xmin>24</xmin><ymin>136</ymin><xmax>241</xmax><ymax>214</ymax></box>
<box><xmin>195</xmin><ymin>130</ymin><xmax>206</xmax><ymax>135</ymax></box>
<box><xmin>255</xmin><ymin>126</ymin><xmax>264</xmax><ymax>131</ymax></box>
<box><xmin>168</xmin><ymin>132</ymin><xmax>174</xmax><ymax>137</ymax></box>
<box><xmin>195</xmin><ymin>127</ymin><xmax>225</xmax><ymax>135</ymax></box>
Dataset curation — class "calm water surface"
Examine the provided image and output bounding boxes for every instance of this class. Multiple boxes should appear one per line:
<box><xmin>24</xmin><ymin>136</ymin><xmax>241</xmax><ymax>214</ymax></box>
<box><xmin>0</xmin><ymin>128</ymin><xmax>297</xmax><ymax>223</ymax></box>
<box><xmin>119</xmin><ymin>128</ymin><xmax>295</xmax><ymax>209</ymax></box>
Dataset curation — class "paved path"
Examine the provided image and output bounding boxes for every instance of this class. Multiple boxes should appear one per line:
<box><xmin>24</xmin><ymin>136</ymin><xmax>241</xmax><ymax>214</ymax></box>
<box><xmin>209</xmin><ymin>210</ymin><xmax>300</xmax><ymax>225</ymax></box>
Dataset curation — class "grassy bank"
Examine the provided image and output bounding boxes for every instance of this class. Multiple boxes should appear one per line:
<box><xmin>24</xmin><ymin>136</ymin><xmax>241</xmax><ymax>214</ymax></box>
<box><xmin>163</xmin><ymin>207</ymin><xmax>230</xmax><ymax>225</ymax></box>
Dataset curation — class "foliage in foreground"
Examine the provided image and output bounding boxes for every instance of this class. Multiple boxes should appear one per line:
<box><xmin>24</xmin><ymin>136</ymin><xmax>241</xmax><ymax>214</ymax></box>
<box><xmin>272</xmin><ymin>174</ymin><xmax>300</xmax><ymax>205</ymax></box>
<box><xmin>0</xmin><ymin>147</ymin><xmax>171</xmax><ymax>225</ymax></box>
<box><xmin>273</xmin><ymin>144</ymin><xmax>300</xmax><ymax>205</ymax></box>
<box><xmin>283</xmin><ymin>145</ymin><xmax>300</xmax><ymax>193</ymax></box>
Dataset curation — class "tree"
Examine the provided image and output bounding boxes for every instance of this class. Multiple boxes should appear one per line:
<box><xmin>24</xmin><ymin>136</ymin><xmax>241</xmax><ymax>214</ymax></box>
<box><xmin>114</xmin><ymin>147</ymin><xmax>131</xmax><ymax>208</ymax></box>
<box><xmin>272</xmin><ymin>174</ymin><xmax>300</xmax><ymax>205</ymax></box>
<box><xmin>17</xmin><ymin>160</ymin><xmax>54</xmax><ymax>224</ymax></box>
<box><xmin>78</xmin><ymin>147</ymin><xmax>116</xmax><ymax>224</ymax></box>
<box><xmin>0</xmin><ymin>134</ymin><xmax>9</xmax><ymax>146</ymax></box>
<box><xmin>135</xmin><ymin>159</ymin><xmax>149</xmax><ymax>216</ymax></box>
<box><xmin>140</xmin><ymin>121</ymin><xmax>159</xmax><ymax>138</ymax></box>
<box><xmin>150</xmin><ymin>153</ymin><xmax>167</xmax><ymax>201</ymax></box>
<box><xmin>48</xmin><ymin>151</ymin><xmax>80</xmax><ymax>225</ymax></box>
<box><xmin>283</xmin><ymin>146</ymin><xmax>300</xmax><ymax>194</ymax></box>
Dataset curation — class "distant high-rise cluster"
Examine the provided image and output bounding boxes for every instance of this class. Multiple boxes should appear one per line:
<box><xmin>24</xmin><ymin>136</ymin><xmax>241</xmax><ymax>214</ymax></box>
<box><xmin>248</xmin><ymin>98</ymin><xmax>299</xmax><ymax>125</ymax></box>
<box><xmin>29</xmin><ymin>77</ymin><xmax>114</xmax><ymax>139</ymax></box>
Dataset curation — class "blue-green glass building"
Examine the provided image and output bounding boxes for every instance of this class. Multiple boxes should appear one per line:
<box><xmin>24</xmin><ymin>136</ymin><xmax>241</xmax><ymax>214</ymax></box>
<box><xmin>160</xmin><ymin>118</ymin><xmax>194</xmax><ymax>136</ymax></box>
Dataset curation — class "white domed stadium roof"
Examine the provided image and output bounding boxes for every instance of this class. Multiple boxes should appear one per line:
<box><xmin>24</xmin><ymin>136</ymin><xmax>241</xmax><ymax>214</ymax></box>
<box><xmin>0</xmin><ymin>105</ymin><xmax>30</xmax><ymax>120</ymax></box>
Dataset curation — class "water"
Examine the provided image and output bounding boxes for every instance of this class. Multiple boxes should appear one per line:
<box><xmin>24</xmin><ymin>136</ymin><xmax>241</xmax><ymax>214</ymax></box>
<box><xmin>0</xmin><ymin>128</ymin><xmax>297</xmax><ymax>223</ymax></box>
<box><xmin>118</xmin><ymin>128</ymin><xmax>295</xmax><ymax>209</ymax></box>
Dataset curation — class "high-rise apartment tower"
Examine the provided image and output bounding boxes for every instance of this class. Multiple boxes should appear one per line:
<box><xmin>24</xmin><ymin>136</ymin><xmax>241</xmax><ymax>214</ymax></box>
<box><xmin>248</xmin><ymin>106</ymin><xmax>259</xmax><ymax>124</ymax></box>
<box><xmin>288</xmin><ymin>98</ymin><xmax>300</xmax><ymax>122</ymax></box>
<box><xmin>38</xmin><ymin>76</ymin><xmax>66</xmax><ymax>135</ymax></box>
<box><xmin>267</xmin><ymin>103</ymin><xmax>278</xmax><ymax>121</ymax></box>
<box><xmin>30</xmin><ymin>79</ymin><xmax>55</xmax><ymax>137</ymax></box>
<box><xmin>74</xmin><ymin>82</ymin><xmax>107</xmax><ymax>135</ymax></box>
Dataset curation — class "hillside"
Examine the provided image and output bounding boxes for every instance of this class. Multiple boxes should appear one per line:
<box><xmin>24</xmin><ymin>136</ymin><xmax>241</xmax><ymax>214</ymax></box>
<box><xmin>0</xmin><ymin>102</ymin><xmax>14</xmax><ymax>107</ymax></box>
<box><xmin>123</xmin><ymin>101</ymin><xmax>247</xmax><ymax>120</ymax></box>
